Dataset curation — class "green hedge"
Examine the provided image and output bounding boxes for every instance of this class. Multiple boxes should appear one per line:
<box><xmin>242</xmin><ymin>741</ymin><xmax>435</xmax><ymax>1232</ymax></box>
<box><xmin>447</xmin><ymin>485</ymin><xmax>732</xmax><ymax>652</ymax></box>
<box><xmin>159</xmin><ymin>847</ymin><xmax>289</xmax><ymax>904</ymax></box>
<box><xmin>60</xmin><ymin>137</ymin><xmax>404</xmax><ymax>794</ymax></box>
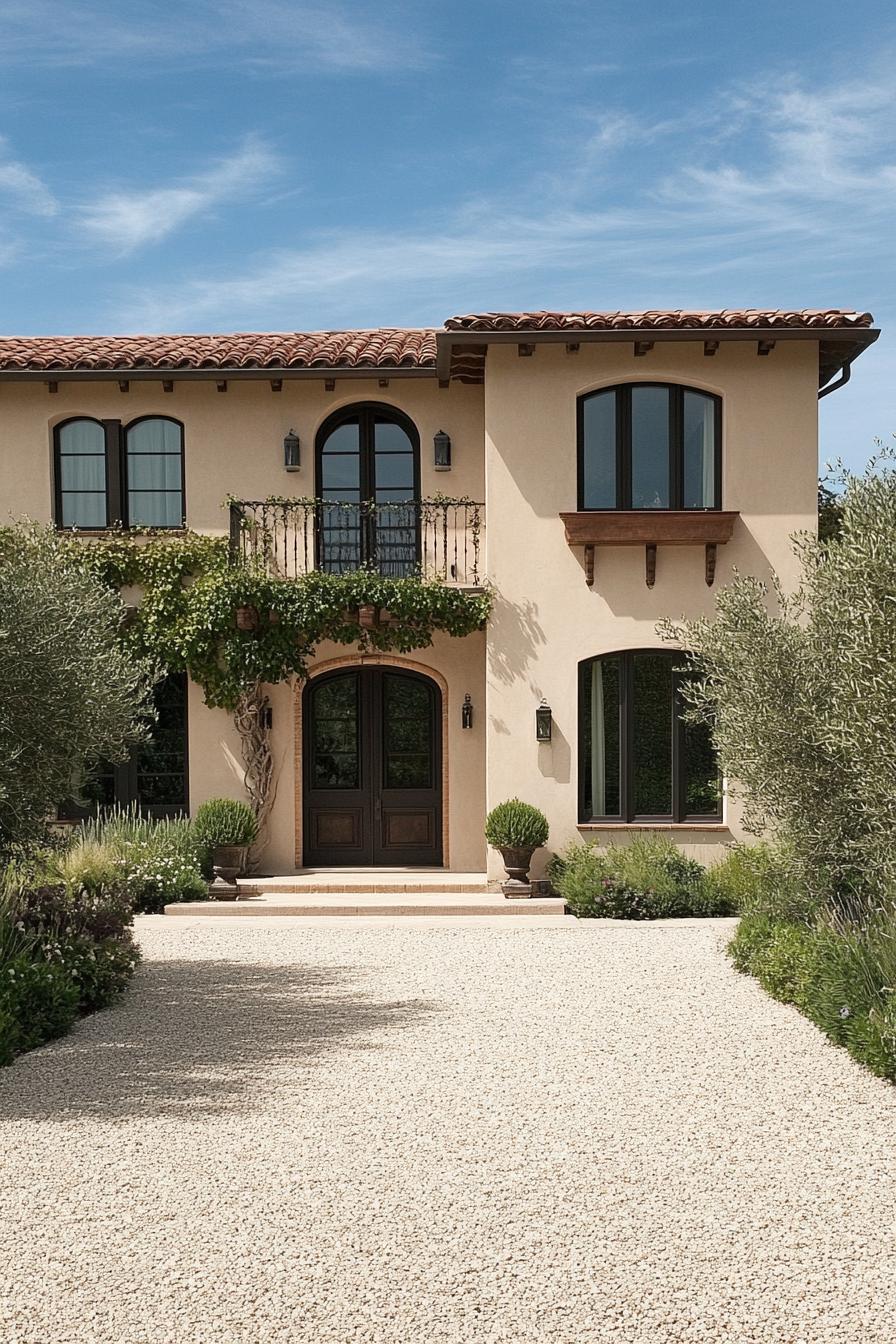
<box><xmin>729</xmin><ymin>911</ymin><xmax>896</xmax><ymax>1081</ymax></box>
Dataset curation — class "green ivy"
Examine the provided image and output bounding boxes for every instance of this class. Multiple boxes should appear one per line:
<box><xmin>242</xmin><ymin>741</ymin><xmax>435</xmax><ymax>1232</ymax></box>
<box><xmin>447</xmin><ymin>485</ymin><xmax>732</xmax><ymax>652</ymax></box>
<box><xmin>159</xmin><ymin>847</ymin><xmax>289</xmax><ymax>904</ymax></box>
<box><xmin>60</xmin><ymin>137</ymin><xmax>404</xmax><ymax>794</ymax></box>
<box><xmin>68</xmin><ymin>529</ymin><xmax>491</xmax><ymax>710</ymax></box>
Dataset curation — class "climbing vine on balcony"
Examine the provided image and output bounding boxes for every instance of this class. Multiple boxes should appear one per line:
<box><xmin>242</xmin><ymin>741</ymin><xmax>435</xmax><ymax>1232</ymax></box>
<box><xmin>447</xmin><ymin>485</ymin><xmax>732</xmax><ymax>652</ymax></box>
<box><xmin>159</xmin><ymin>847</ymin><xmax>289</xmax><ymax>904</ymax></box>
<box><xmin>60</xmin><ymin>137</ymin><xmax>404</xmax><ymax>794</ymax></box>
<box><xmin>69</xmin><ymin>529</ymin><xmax>491</xmax><ymax>711</ymax></box>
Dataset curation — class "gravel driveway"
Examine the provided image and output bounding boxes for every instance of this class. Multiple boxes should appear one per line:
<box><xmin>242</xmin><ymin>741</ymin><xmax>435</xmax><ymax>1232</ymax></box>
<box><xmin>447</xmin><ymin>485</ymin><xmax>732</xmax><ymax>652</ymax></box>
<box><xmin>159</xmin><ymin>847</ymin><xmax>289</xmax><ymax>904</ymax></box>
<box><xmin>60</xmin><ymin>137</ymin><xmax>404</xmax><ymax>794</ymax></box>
<box><xmin>1</xmin><ymin>915</ymin><xmax>894</xmax><ymax>1344</ymax></box>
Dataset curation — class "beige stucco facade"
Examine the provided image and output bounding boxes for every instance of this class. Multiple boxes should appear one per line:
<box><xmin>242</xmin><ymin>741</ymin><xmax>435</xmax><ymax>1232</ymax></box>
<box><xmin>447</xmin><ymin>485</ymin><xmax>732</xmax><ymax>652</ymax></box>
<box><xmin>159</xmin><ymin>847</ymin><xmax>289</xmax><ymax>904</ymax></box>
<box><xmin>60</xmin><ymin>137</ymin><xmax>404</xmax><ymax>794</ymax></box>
<box><xmin>0</xmin><ymin>324</ymin><xmax>827</xmax><ymax>876</ymax></box>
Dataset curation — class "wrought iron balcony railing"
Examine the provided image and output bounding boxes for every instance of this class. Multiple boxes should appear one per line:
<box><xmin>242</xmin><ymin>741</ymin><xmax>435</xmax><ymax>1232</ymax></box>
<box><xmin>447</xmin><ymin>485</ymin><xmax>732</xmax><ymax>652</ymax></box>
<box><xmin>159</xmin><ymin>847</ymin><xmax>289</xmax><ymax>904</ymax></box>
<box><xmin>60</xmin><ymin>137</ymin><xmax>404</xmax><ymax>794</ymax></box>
<box><xmin>229</xmin><ymin>497</ymin><xmax>484</xmax><ymax>586</ymax></box>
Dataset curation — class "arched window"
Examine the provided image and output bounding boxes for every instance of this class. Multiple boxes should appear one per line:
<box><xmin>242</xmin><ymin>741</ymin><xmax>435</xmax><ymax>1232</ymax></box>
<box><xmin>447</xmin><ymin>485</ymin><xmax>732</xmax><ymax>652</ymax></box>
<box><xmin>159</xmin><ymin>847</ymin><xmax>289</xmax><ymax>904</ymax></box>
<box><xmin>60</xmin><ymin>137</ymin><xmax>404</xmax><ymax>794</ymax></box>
<box><xmin>578</xmin><ymin>384</ymin><xmax>721</xmax><ymax>510</ymax></box>
<box><xmin>55</xmin><ymin>418</ymin><xmax>108</xmax><ymax>528</ymax></box>
<box><xmin>315</xmin><ymin>403</ymin><xmax>420</xmax><ymax>575</ymax></box>
<box><xmin>54</xmin><ymin>414</ymin><xmax>185</xmax><ymax>529</ymax></box>
<box><xmin>579</xmin><ymin>650</ymin><xmax>721</xmax><ymax>822</ymax></box>
<box><xmin>125</xmin><ymin>417</ymin><xmax>184</xmax><ymax>527</ymax></box>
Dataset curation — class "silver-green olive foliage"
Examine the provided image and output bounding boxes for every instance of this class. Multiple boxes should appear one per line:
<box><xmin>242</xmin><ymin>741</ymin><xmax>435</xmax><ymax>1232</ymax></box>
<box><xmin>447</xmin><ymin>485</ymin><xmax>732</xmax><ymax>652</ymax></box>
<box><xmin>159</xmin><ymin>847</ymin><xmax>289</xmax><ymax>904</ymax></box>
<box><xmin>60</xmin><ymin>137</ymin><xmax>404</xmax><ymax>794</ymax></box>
<box><xmin>0</xmin><ymin>526</ymin><xmax>156</xmax><ymax>849</ymax></box>
<box><xmin>663</xmin><ymin>453</ymin><xmax>896</xmax><ymax>907</ymax></box>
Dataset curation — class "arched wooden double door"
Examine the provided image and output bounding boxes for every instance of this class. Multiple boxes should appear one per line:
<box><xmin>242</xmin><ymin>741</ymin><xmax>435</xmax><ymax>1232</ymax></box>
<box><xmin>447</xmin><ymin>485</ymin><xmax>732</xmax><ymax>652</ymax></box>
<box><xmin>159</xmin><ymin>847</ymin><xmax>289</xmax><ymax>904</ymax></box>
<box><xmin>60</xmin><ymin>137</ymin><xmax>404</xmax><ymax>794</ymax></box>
<box><xmin>303</xmin><ymin>667</ymin><xmax>442</xmax><ymax>867</ymax></box>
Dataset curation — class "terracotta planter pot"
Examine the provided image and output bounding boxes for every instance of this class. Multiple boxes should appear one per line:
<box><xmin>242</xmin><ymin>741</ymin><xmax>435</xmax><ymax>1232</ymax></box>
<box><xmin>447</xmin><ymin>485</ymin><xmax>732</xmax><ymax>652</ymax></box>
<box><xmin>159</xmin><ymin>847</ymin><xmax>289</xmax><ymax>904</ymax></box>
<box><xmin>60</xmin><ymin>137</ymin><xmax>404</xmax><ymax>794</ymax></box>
<box><xmin>358</xmin><ymin>604</ymin><xmax>377</xmax><ymax>630</ymax></box>
<box><xmin>235</xmin><ymin>605</ymin><xmax>259</xmax><ymax>632</ymax></box>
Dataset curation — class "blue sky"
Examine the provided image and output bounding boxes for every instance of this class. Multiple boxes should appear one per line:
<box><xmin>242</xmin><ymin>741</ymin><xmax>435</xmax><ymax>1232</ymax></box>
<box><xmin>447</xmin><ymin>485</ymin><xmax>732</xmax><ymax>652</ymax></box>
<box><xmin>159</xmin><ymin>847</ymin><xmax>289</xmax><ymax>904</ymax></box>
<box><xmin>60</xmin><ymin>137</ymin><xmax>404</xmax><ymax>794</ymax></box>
<box><xmin>0</xmin><ymin>0</ymin><xmax>893</xmax><ymax>469</ymax></box>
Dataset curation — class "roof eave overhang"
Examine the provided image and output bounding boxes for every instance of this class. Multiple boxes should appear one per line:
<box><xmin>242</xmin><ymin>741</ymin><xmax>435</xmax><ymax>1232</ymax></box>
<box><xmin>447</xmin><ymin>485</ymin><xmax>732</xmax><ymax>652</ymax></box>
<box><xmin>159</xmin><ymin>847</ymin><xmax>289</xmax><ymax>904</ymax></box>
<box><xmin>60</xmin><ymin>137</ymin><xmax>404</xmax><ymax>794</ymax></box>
<box><xmin>435</xmin><ymin>325</ymin><xmax>880</xmax><ymax>388</ymax></box>
<box><xmin>0</xmin><ymin>364</ymin><xmax>437</xmax><ymax>384</ymax></box>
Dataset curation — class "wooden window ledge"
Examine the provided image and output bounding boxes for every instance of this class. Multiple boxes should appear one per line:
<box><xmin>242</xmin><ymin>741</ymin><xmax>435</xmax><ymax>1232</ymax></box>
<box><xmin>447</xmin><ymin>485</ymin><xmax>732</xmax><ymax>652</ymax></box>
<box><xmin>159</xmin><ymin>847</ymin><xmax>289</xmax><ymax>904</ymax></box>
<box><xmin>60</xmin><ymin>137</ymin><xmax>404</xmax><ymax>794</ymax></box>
<box><xmin>559</xmin><ymin>510</ymin><xmax>739</xmax><ymax>587</ymax></box>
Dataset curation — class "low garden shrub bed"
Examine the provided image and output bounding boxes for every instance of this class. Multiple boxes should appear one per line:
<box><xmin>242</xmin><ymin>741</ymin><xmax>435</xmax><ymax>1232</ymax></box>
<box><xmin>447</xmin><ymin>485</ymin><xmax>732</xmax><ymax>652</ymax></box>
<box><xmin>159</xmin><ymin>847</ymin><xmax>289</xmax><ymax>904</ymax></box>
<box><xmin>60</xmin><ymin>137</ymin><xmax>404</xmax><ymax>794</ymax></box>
<box><xmin>722</xmin><ymin>845</ymin><xmax>896</xmax><ymax>1081</ymax></box>
<box><xmin>69</xmin><ymin>813</ymin><xmax>208</xmax><ymax>913</ymax></box>
<box><xmin>0</xmin><ymin>796</ymin><xmax>256</xmax><ymax>1066</ymax></box>
<box><xmin>0</xmin><ymin>866</ymin><xmax>139</xmax><ymax>1066</ymax></box>
<box><xmin>729</xmin><ymin>910</ymin><xmax>896</xmax><ymax>1080</ymax></box>
<box><xmin>550</xmin><ymin>836</ymin><xmax>742</xmax><ymax>919</ymax></box>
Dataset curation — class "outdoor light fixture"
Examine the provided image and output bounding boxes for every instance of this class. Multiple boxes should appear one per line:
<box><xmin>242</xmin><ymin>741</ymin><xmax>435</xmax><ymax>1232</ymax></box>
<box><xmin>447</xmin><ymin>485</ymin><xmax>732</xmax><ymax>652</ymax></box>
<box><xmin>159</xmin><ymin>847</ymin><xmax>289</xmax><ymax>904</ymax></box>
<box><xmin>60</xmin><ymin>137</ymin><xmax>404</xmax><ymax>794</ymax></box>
<box><xmin>433</xmin><ymin>429</ymin><xmax>452</xmax><ymax>471</ymax></box>
<box><xmin>536</xmin><ymin>699</ymin><xmax>553</xmax><ymax>742</ymax></box>
<box><xmin>462</xmin><ymin>693</ymin><xmax>473</xmax><ymax>729</ymax></box>
<box><xmin>283</xmin><ymin>428</ymin><xmax>301</xmax><ymax>471</ymax></box>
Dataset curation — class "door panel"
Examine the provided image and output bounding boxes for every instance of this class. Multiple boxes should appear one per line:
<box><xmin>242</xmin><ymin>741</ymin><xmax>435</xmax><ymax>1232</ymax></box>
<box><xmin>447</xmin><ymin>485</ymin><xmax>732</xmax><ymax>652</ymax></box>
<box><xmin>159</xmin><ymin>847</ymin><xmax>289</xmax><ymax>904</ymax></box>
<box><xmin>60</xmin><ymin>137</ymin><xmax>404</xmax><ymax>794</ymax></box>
<box><xmin>303</xmin><ymin>667</ymin><xmax>442</xmax><ymax>867</ymax></box>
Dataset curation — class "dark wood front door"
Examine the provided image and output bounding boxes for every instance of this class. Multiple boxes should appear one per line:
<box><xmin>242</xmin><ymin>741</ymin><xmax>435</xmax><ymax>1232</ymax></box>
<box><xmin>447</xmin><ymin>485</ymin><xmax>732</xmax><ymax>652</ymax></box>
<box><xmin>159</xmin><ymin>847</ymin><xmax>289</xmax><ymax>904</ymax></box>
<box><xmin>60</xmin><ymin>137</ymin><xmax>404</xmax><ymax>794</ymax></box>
<box><xmin>303</xmin><ymin>667</ymin><xmax>442</xmax><ymax>867</ymax></box>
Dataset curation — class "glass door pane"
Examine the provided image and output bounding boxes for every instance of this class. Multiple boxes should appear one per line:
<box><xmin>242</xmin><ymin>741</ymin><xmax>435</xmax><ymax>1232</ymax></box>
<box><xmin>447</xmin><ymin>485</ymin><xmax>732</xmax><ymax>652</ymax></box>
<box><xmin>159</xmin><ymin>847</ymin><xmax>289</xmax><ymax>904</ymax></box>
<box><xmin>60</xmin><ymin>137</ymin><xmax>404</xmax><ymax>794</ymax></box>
<box><xmin>310</xmin><ymin>674</ymin><xmax>360</xmax><ymax>788</ymax></box>
<box><xmin>319</xmin><ymin>420</ymin><xmax>362</xmax><ymax>572</ymax></box>
<box><xmin>373</xmin><ymin>418</ymin><xmax>417</xmax><ymax>576</ymax></box>
<box><xmin>382</xmin><ymin>674</ymin><xmax>432</xmax><ymax>788</ymax></box>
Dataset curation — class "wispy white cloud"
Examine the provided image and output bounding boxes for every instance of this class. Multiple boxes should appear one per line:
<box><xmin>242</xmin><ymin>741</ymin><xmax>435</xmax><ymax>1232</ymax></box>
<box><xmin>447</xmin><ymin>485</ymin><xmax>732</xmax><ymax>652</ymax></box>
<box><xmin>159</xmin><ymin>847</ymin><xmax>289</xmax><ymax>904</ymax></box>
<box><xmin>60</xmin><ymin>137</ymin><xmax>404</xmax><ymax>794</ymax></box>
<box><xmin>657</xmin><ymin>76</ymin><xmax>896</xmax><ymax>231</ymax></box>
<box><xmin>77</xmin><ymin>135</ymin><xmax>282</xmax><ymax>254</ymax></box>
<box><xmin>0</xmin><ymin>135</ymin><xmax>57</xmax><ymax>216</ymax></box>
<box><xmin>107</xmin><ymin>67</ymin><xmax>896</xmax><ymax>330</ymax></box>
<box><xmin>0</xmin><ymin>0</ymin><xmax>432</xmax><ymax>72</ymax></box>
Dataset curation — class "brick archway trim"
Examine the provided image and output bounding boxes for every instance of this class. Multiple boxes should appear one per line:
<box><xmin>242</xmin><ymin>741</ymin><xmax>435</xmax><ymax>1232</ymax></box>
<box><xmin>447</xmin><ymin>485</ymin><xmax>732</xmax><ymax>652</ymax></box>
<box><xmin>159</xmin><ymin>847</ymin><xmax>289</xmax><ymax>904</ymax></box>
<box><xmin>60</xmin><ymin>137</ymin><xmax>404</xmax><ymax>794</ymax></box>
<box><xmin>294</xmin><ymin>654</ymin><xmax>450</xmax><ymax>868</ymax></box>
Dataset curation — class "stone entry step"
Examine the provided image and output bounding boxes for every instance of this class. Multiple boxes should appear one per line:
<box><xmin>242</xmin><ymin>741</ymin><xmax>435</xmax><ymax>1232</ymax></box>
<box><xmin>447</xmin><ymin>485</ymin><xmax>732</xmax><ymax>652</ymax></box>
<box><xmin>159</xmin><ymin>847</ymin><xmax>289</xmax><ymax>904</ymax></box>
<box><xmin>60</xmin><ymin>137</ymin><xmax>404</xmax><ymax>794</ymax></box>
<box><xmin>164</xmin><ymin>893</ymin><xmax>567</xmax><ymax>918</ymax></box>
<box><xmin>236</xmin><ymin>870</ymin><xmax>490</xmax><ymax>896</ymax></box>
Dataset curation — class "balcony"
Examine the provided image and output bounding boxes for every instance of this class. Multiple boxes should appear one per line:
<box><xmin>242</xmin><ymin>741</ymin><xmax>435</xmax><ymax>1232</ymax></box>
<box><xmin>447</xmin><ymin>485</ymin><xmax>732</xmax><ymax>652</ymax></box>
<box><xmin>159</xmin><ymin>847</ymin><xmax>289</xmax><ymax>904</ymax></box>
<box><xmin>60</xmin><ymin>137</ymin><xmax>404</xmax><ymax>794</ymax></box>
<box><xmin>229</xmin><ymin>497</ymin><xmax>485</xmax><ymax>586</ymax></box>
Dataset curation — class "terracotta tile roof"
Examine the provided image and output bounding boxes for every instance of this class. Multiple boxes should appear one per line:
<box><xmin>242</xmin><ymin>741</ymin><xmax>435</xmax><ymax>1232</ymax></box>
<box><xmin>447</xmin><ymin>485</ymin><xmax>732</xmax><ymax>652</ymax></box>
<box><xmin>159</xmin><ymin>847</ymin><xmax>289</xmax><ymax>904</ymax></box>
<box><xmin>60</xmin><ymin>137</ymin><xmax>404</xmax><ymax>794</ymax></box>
<box><xmin>444</xmin><ymin>309</ymin><xmax>874</xmax><ymax>332</ymax></box>
<box><xmin>0</xmin><ymin>328</ymin><xmax>437</xmax><ymax>373</ymax></box>
<box><xmin>0</xmin><ymin>312</ymin><xmax>876</xmax><ymax>389</ymax></box>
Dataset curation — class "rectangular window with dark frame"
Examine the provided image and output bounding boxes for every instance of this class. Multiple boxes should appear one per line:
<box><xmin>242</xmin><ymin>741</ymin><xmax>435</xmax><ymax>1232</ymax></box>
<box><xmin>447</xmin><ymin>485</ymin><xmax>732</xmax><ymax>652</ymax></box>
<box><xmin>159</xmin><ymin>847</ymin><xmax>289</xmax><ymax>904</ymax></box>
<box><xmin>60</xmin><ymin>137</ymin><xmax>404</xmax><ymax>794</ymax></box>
<box><xmin>578</xmin><ymin>383</ymin><xmax>721</xmax><ymax>511</ymax></box>
<box><xmin>54</xmin><ymin>416</ymin><xmax>185</xmax><ymax>529</ymax></box>
<box><xmin>59</xmin><ymin>673</ymin><xmax>189</xmax><ymax>820</ymax></box>
<box><xmin>579</xmin><ymin>651</ymin><xmax>721</xmax><ymax>824</ymax></box>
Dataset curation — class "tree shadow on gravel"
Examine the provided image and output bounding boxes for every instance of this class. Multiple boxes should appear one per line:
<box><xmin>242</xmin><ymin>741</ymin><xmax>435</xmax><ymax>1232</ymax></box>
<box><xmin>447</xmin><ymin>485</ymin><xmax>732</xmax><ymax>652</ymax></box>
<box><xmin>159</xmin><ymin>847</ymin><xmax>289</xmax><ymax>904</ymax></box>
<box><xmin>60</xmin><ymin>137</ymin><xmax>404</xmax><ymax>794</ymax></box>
<box><xmin>0</xmin><ymin>959</ymin><xmax>437</xmax><ymax>1122</ymax></box>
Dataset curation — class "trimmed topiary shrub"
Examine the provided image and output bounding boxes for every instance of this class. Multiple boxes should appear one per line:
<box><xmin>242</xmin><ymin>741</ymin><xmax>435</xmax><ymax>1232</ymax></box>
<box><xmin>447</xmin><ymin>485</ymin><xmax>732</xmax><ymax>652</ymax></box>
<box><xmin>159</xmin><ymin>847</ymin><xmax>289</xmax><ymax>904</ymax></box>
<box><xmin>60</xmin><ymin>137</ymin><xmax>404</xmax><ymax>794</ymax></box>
<box><xmin>193</xmin><ymin>797</ymin><xmax>258</xmax><ymax>857</ymax></box>
<box><xmin>484</xmin><ymin>799</ymin><xmax>549</xmax><ymax>850</ymax></box>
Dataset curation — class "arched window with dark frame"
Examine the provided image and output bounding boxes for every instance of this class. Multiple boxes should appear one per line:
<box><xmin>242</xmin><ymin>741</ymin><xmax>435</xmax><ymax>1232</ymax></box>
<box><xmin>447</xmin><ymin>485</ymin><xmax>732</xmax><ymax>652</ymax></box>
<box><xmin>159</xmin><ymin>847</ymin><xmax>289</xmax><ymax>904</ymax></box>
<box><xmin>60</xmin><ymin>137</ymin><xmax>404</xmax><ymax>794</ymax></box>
<box><xmin>579</xmin><ymin>650</ymin><xmax>721</xmax><ymax>823</ymax></box>
<box><xmin>315</xmin><ymin>403</ymin><xmax>420</xmax><ymax>576</ymax></box>
<box><xmin>55</xmin><ymin>417</ymin><xmax>109</xmax><ymax>529</ymax></box>
<box><xmin>53</xmin><ymin>414</ymin><xmax>184</xmax><ymax>529</ymax></box>
<box><xmin>578</xmin><ymin>383</ymin><xmax>721</xmax><ymax>511</ymax></box>
<box><xmin>125</xmin><ymin>416</ymin><xmax>185</xmax><ymax>527</ymax></box>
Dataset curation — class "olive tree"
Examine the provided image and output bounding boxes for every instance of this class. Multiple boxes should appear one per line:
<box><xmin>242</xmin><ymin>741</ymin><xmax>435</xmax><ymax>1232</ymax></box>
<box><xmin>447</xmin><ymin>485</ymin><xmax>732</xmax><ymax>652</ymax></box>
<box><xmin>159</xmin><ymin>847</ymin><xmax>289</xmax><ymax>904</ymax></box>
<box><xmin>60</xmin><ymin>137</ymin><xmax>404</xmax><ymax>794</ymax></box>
<box><xmin>663</xmin><ymin>454</ymin><xmax>896</xmax><ymax>907</ymax></box>
<box><xmin>0</xmin><ymin>525</ymin><xmax>156</xmax><ymax>850</ymax></box>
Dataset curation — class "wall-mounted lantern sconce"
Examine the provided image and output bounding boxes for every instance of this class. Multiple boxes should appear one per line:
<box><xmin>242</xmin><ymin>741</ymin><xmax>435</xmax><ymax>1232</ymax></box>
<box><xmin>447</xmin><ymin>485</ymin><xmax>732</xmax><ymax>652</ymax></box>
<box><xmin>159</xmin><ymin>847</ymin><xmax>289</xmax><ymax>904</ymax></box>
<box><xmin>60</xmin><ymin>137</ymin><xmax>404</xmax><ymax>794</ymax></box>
<box><xmin>283</xmin><ymin>428</ymin><xmax>301</xmax><ymax>471</ymax></box>
<box><xmin>536</xmin><ymin>698</ymin><xmax>553</xmax><ymax>742</ymax></box>
<box><xmin>433</xmin><ymin>429</ymin><xmax>452</xmax><ymax>471</ymax></box>
<box><xmin>462</xmin><ymin>693</ymin><xmax>473</xmax><ymax>729</ymax></box>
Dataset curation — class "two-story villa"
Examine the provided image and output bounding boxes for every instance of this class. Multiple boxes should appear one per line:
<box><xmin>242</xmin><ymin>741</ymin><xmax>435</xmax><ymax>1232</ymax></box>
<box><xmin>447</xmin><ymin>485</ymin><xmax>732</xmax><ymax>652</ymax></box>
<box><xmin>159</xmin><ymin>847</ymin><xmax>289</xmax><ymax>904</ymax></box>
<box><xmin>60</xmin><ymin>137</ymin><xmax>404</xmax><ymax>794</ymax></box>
<box><xmin>0</xmin><ymin>309</ymin><xmax>878</xmax><ymax>881</ymax></box>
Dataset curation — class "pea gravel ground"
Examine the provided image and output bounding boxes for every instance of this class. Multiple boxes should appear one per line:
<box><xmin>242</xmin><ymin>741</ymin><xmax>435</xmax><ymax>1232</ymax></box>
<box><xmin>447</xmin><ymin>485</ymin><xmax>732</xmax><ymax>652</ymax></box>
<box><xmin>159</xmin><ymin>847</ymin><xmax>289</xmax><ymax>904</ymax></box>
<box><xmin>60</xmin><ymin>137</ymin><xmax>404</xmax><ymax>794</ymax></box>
<box><xmin>1</xmin><ymin>915</ymin><xmax>895</xmax><ymax>1344</ymax></box>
